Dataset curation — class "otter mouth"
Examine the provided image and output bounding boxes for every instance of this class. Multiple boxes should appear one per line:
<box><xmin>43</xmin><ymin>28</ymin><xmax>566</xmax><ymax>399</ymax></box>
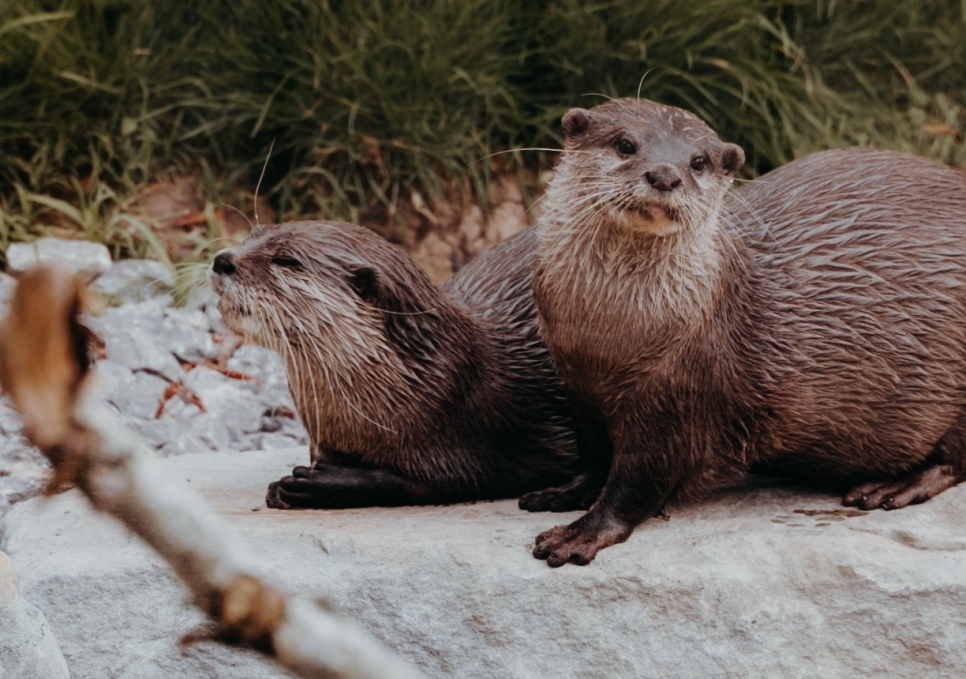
<box><xmin>620</xmin><ymin>201</ymin><xmax>682</xmax><ymax>235</ymax></box>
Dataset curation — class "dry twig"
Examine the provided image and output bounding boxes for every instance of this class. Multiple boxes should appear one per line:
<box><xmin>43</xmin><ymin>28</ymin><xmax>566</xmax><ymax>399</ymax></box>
<box><xmin>0</xmin><ymin>264</ymin><xmax>426</xmax><ymax>679</ymax></box>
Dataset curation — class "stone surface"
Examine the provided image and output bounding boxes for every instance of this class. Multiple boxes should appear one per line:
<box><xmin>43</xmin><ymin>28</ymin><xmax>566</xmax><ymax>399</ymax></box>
<box><xmin>6</xmin><ymin>238</ymin><xmax>112</xmax><ymax>283</ymax></box>
<box><xmin>90</xmin><ymin>259</ymin><xmax>174</xmax><ymax>303</ymax></box>
<box><xmin>4</xmin><ymin>447</ymin><xmax>966</xmax><ymax>678</ymax></box>
<box><xmin>0</xmin><ymin>273</ymin><xmax>15</xmax><ymax>308</ymax></box>
<box><xmin>0</xmin><ymin>550</ymin><xmax>70</xmax><ymax>679</ymax></box>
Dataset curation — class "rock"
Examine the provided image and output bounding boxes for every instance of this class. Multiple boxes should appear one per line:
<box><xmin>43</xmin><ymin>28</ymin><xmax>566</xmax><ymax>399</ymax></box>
<box><xmin>162</xmin><ymin>307</ymin><xmax>217</xmax><ymax>363</ymax></box>
<box><xmin>225</xmin><ymin>345</ymin><xmax>301</xmax><ymax>416</ymax></box>
<box><xmin>410</xmin><ymin>229</ymin><xmax>459</xmax><ymax>284</ymax></box>
<box><xmin>6</xmin><ymin>238</ymin><xmax>112</xmax><ymax>284</ymax></box>
<box><xmin>0</xmin><ymin>273</ymin><xmax>15</xmax><ymax>309</ymax></box>
<box><xmin>484</xmin><ymin>176</ymin><xmax>528</xmax><ymax>246</ymax></box>
<box><xmin>4</xmin><ymin>447</ymin><xmax>966</xmax><ymax>678</ymax></box>
<box><xmin>0</xmin><ymin>550</ymin><xmax>70</xmax><ymax>679</ymax></box>
<box><xmin>182</xmin><ymin>366</ymin><xmax>264</xmax><ymax>441</ymax></box>
<box><xmin>93</xmin><ymin>298</ymin><xmax>185</xmax><ymax>382</ymax></box>
<box><xmin>0</xmin><ymin>400</ymin><xmax>49</xmax><ymax>523</ymax></box>
<box><xmin>91</xmin><ymin>259</ymin><xmax>174</xmax><ymax>303</ymax></box>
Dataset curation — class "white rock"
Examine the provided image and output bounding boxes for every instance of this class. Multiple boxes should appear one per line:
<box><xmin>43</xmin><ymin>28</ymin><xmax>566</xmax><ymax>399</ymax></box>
<box><xmin>0</xmin><ymin>550</ymin><xmax>69</xmax><ymax>679</ymax></box>
<box><xmin>182</xmin><ymin>366</ymin><xmax>264</xmax><ymax>440</ymax></box>
<box><xmin>0</xmin><ymin>272</ymin><xmax>15</xmax><ymax>310</ymax></box>
<box><xmin>6</xmin><ymin>238</ymin><xmax>112</xmax><ymax>283</ymax></box>
<box><xmin>96</xmin><ymin>299</ymin><xmax>184</xmax><ymax>382</ymax></box>
<box><xmin>91</xmin><ymin>259</ymin><xmax>174</xmax><ymax>302</ymax></box>
<box><xmin>3</xmin><ymin>447</ymin><xmax>966</xmax><ymax>678</ymax></box>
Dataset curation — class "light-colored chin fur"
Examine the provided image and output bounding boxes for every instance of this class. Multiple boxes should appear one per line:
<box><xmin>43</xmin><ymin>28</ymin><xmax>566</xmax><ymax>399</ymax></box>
<box><xmin>619</xmin><ymin>207</ymin><xmax>683</xmax><ymax>236</ymax></box>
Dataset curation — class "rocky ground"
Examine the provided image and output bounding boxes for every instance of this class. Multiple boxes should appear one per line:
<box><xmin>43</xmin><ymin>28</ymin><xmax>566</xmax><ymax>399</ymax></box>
<box><xmin>6</xmin><ymin>446</ymin><xmax>966</xmax><ymax>678</ymax></box>
<box><xmin>0</xmin><ymin>242</ymin><xmax>309</xmax><ymax>522</ymax></box>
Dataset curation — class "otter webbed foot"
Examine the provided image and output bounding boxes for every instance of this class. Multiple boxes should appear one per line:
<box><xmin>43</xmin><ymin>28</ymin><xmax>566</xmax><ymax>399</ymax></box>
<box><xmin>843</xmin><ymin>463</ymin><xmax>964</xmax><ymax>510</ymax></box>
<box><xmin>265</xmin><ymin>463</ymin><xmax>429</xmax><ymax>509</ymax></box>
<box><xmin>518</xmin><ymin>471</ymin><xmax>605</xmax><ymax>512</ymax></box>
<box><xmin>532</xmin><ymin>512</ymin><xmax>634</xmax><ymax>568</ymax></box>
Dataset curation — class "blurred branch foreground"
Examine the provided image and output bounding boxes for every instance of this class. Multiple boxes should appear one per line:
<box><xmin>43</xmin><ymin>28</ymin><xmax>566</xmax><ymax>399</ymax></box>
<box><xmin>0</xmin><ymin>265</ymin><xmax>426</xmax><ymax>679</ymax></box>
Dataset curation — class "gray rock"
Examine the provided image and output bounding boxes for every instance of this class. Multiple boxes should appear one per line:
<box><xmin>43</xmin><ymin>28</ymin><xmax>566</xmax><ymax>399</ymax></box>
<box><xmin>226</xmin><ymin>346</ymin><xmax>301</xmax><ymax>416</ymax></box>
<box><xmin>0</xmin><ymin>550</ymin><xmax>69</xmax><ymax>679</ymax></box>
<box><xmin>162</xmin><ymin>307</ymin><xmax>217</xmax><ymax>363</ymax></box>
<box><xmin>0</xmin><ymin>399</ymin><xmax>23</xmax><ymax>437</ymax></box>
<box><xmin>0</xmin><ymin>400</ymin><xmax>49</xmax><ymax>523</ymax></box>
<box><xmin>101</xmin><ymin>369</ymin><xmax>170</xmax><ymax>421</ymax></box>
<box><xmin>4</xmin><ymin>447</ymin><xmax>966</xmax><ymax>678</ymax></box>
<box><xmin>182</xmin><ymin>366</ymin><xmax>264</xmax><ymax>441</ymax></box>
<box><xmin>128</xmin><ymin>417</ymin><xmax>183</xmax><ymax>452</ymax></box>
<box><xmin>0</xmin><ymin>273</ymin><xmax>15</xmax><ymax>310</ymax></box>
<box><xmin>6</xmin><ymin>238</ymin><xmax>112</xmax><ymax>284</ymax></box>
<box><xmin>90</xmin><ymin>259</ymin><xmax>174</xmax><ymax>302</ymax></box>
<box><xmin>186</xmin><ymin>288</ymin><xmax>227</xmax><ymax>334</ymax></box>
<box><xmin>96</xmin><ymin>299</ymin><xmax>184</xmax><ymax>382</ymax></box>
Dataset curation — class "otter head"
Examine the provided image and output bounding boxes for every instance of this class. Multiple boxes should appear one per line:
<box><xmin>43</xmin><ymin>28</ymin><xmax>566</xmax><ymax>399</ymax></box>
<box><xmin>209</xmin><ymin>221</ymin><xmax>456</xmax><ymax>455</ymax></box>
<box><xmin>554</xmin><ymin>98</ymin><xmax>744</xmax><ymax>236</ymax></box>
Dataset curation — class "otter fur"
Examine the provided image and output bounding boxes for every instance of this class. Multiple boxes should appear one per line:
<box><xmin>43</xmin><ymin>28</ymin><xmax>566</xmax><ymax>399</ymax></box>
<box><xmin>211</xmin><ymin>221</ymin><xmax>580</xmax><ymax>508</ymax></box>
<box><xmin>530</xmin><ymin>97</ymin><xmax>966</xmax><ymax>567</ymax></box>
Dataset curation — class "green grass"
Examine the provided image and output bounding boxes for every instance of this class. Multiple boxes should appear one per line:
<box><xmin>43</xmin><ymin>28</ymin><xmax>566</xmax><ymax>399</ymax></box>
<box><xmin>1</xmin><ymin>0</ymin><xmax>964</xmax><ymax>264</ymax></box>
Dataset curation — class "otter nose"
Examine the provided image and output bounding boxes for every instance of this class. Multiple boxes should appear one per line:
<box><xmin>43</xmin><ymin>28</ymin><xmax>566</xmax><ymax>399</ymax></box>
<box><xmin>645</xmin><ymin>167</ymin><xmax>682</xmax><ymax>192</ymax></box>
<box><xmin>212</xmin><ymin>252</ymin><xmax>236</xmax><ymax>275</ymax></box>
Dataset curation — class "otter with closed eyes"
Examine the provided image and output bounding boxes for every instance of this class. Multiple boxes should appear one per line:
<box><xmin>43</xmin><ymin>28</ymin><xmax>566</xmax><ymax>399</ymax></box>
<box><xmin>211</xmin><ymin>221</ymin><xmax>584</xmax><ymax>508</ymax></box>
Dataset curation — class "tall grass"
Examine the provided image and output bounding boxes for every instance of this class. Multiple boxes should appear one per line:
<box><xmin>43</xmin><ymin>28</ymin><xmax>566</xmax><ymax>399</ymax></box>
<box><xmin>1</xmin><ymin>0</ymin><xmax>964</xmax><ymax>259</ymax></box>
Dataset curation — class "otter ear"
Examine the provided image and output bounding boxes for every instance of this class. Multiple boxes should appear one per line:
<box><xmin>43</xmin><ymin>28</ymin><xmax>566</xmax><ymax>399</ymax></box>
<box><xmin>720</xmin><ymin>143</ymin><xmax>745</xmax><ymax>176</ymax></box>
<box><xmin>348</xmin><ymin>267</ymin><xmax>381</xmax><ymax>305</ymax></box>
<box><xmin>561</xmin><ymin>108</ymin><xmax>590</xmax><ymax>140</ymax></box>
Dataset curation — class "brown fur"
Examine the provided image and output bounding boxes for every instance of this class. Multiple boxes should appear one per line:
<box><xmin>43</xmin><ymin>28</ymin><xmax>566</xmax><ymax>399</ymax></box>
<box><xmin>211</xmin><ymin>221</ymin><xmax>579</xmax><ymax>508</ymax></box>
<box><xmin>530</xmin><ymin>97</ymin><xmax>966</xmax><ymax>566</ymax></box>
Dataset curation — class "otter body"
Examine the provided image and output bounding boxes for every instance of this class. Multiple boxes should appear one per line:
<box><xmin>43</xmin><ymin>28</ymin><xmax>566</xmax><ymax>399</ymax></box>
<box><xmin>211</xmin><ymin>222</ymin><xmax>579</xmax><ymax>508</ymax></box>
<box><xmin>530</xmin><ymin>98</ymin><xmax>966</xmax><ymax>566</ymax></box>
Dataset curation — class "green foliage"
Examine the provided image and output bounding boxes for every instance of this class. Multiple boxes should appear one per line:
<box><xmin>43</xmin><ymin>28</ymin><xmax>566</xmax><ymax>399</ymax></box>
<box><xmin>1</xmin><ymin>0</ymin><xmax>964</xmax><ymax>255</ymax></box>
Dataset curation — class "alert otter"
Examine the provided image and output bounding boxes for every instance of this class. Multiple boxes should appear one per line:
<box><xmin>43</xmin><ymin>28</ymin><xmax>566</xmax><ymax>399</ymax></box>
<box><xmin>211</xmin><ymin>221</ymin><xmax>580</xmax><ymax>508</ymax></box>
<box><xmin>531</xmin><ymin>97</ymin><xmax>966</xmax><ymax>566</ymax></box>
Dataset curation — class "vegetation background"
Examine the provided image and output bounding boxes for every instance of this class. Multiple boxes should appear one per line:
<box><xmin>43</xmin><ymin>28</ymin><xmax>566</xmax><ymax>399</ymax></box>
<box><xmin>1</xmin><ymin>0</ymin><xmax>964</xmax><ymax>268</ymax></box>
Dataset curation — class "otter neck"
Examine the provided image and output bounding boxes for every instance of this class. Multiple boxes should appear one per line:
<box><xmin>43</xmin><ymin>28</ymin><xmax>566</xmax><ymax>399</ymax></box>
<box><xmin>537</xmin><ymin>202</ymin><xmax>740</xmax><ymax>337</ymax></box>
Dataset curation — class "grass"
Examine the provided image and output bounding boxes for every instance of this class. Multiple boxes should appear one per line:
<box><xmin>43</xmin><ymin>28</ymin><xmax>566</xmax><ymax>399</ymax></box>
<box><xmin>1</xmin><ymin>0</ymin><xmax>964</xmax><ymax>265</ymax></box>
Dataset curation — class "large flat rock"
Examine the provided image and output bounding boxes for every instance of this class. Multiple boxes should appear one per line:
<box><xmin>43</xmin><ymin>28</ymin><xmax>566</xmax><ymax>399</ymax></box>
<box><xmin>2</xmin><ymin>447</ymin><xmax>966</xmax><ymax>678</ymax></box>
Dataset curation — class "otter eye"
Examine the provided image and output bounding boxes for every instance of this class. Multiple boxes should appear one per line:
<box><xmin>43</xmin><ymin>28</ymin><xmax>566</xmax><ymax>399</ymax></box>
<box><xmin>615</xmin><ymin>138</ymin><xmax>637</xmax><ymax>157</ymax></box>
<box><xmin>690</xmin><ymin>155</ymin><xmax>709</xmax><ymax>172</ymax></box>
<box><xmin>272</xmin><ymin>255</ymin><xmax>302</xmax><ymax>269</ymax></box>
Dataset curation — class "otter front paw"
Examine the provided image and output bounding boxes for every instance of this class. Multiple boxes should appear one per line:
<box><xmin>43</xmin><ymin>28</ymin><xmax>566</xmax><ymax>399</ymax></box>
<box><xmin>264</xmin><ymin>466</ymin><xmax>326</xmax><ymax>509</ymax></box>
<box><xmin>518</xmin><ymin>471</ymin><xmax>605</xmax><ymax>512</ymax></box>
<box><xmin>519</xmin><ymin>487</ymin><xmax>592</xmax><ymax>512</ymax></box>
<box><xmin>532</xmin><ymin>524</ymin><xmax>607</xmax><ymax>567</ymax></box>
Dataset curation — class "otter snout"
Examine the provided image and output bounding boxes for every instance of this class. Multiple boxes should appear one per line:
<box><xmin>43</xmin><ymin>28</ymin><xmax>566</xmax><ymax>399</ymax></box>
<box><xmin>644</xmin><ymin>166</ymin><xmax>682</xmax><ymax>193</ymax></box>
<box><xmin>212</xmin><ymin>251</ymin><xmax>237</xmax><ymax>275</ymax></box>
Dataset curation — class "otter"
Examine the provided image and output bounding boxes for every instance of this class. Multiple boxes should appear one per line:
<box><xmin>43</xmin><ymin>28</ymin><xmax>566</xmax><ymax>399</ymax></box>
<box><xmin>210</xmin><ymin>221</ymin><xmax>581</xmax><ymax>508</ymax></box>
<box><xmin>530</xmin><ymin>97</ymin><xmax>966</xmax><ymax>567</ymax></box>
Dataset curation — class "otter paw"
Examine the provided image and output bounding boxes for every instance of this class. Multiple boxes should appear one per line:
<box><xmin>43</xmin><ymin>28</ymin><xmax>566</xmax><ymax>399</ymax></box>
<box><xmin>265</xmin><ymin>469</ymin><xmax>329</xmax><ymax>509</ymax></box>
<box><xmin>518</xmin><ymin>472</ymin><xmax>605</xmax><ymax>513</ymax></box>
<box><xmin>519</xmin><ymin>487</ymin><xmax>592</xmax><ymax>512</ymax></box>
<box><xmin>532</xmin><ymin>524</ymin><xmax>607</xmax><ymax>567</ymax></box>
<box><xmin>265</xmin><ymin>480</ymin><xmax>292</xmax><ymax>509</ymax></box>
<box><xmin>843</xmin><ymin>464</ymin><xmax>962</xmax><ymax>510</ymax></box>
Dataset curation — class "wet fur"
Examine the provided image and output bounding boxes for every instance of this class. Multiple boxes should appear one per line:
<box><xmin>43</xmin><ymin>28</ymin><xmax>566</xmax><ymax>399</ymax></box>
<box><xmin>531</xmin><ymin>98</ymin><xmax>966</xmax><ymax>566</ymax></box>
<box><xmin>212</xmin><ymin>222</ymin><xmax>579</xmax><ymax>507</ymax></box>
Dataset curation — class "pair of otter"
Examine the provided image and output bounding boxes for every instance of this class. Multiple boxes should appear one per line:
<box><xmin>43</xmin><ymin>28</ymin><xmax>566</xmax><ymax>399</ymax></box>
<box><xmin>211</xmin><ymin>98</ymin><xmax>966</xmax><ymax>567</ymax></box>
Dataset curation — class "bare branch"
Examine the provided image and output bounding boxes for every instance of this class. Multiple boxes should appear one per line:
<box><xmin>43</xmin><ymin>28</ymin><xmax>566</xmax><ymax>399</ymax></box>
<box><xmin>0</xmin><ymin>264</ymin><xmax>427</xmax><ymax>679</ymax></box>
